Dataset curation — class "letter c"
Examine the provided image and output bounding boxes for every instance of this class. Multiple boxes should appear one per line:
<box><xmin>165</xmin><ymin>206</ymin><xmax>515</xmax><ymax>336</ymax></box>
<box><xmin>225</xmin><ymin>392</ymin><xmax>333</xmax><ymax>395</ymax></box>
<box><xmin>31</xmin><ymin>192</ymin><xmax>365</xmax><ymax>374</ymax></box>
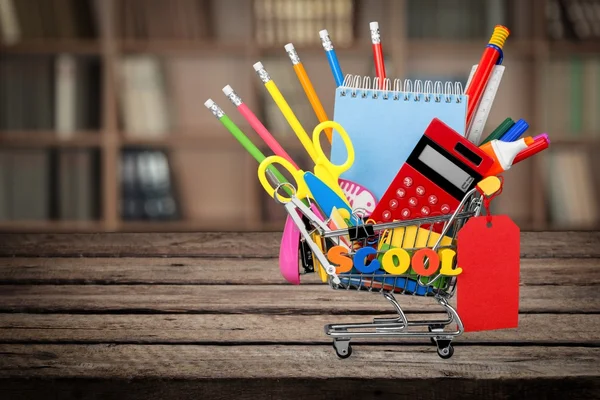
<box><xmin>354</xmin><ymin>246</ymin><xmax>380</xmax><ymax>273</ymax></box>
<box><xmin>326</xmin><ymin>245</ymin><xmax>353</xmax><ymax>274</ymax></box>
<box><xmin>381</xmin><ymin>247</ymin><xmax>410</xmax><ymax>274</ymax></box>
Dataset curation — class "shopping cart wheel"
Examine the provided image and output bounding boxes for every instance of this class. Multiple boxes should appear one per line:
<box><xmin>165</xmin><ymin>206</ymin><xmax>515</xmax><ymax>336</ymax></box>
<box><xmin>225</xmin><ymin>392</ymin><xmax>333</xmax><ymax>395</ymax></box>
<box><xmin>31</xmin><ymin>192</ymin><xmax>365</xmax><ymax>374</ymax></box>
<box><xmin>428</xmin><ymin>324</ymin><xmax>445</xmax><ymax>344</ymax></box>
<box><xmin>436</xmin><ymin>340</ymin><xmax>454</xmax><ymax>359</ymax></box>
<box><xmin>333</xmin><ymin>339</ymin><xmax>352</xmax><ymax>359</ymax></box>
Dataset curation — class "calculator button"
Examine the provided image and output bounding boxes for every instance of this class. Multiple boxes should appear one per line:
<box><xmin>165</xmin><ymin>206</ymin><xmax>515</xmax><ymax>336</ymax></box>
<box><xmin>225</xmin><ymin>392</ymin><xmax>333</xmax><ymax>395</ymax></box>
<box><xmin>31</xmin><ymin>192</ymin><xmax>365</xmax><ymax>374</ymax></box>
<box><xmin>420</xmin><ymin>206</ymin><xmax>430</xmax><ymax>215</ymax></box>
<box><xmin>396</xmin><ymin>188</ymin><xmax>406</xmax><ymax>198</ymax></box>
<box><xmin>428</xmin><ymin>195</ymin><xmax>438</xmax><ymax>205</ymax></box>
<box><xmin>400</xmin><ymin>208</ymin><xmax>410</xmax><ymax>219</ymax></box>
<box><xmin>403</xmin><ymin>177</ymin><xmax>413</xmax><ymax>187</ymax></box>
<box><xmin>408</xmin><ymin>197</ymin><xmax>418</xmax><ymax>207</ymax></box>
<box><xmin>389</xmin><ymin>199</ymin><xmax>399</xmax><ymax>209</ymax></box>
<box><xmin>382</xmin><ymin>210</ymin><xmax>392</xmax><ymax>221</ymax></box>
<box><xmin>416</xmin><ymin>186</ymin><xmax>426</xmax><ymax>196</ymax></box>
<box><xmin>441</xmin><ymin>204</ymin><xmax>451</xmax><ymax>214</ymax></box>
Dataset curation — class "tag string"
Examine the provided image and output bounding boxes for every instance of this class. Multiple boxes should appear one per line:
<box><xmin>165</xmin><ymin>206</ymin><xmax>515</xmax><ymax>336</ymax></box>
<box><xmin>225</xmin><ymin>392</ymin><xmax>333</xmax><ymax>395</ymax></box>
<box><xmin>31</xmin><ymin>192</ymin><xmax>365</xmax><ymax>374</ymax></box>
<box><xmin>477</xmin><ymin>176</ymin><xmax>504</xmax><ymax>224</ymax></box>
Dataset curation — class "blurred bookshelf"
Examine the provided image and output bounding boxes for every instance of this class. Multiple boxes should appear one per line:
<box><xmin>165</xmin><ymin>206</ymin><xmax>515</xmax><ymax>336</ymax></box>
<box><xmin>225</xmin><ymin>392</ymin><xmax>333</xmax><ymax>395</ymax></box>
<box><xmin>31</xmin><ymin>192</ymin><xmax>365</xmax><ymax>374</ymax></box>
<box><xmin>0</xmin><ymin>0</ymin><xmax>598</xmax><ymax>232</ymax></box>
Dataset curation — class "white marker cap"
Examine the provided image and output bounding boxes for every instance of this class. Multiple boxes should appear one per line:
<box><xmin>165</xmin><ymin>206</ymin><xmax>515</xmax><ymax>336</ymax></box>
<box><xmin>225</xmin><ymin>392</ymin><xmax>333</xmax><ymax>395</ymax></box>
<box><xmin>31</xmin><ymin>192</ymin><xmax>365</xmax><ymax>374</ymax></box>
<box><xmin>319</xmin><ymin>29</ymin><xmax>329</xmax><ymax>38</ymax></box>
<box><xmin>204</xmin><ymin>99</ymin><xmax>214</xmax><ymax>108</ymax></box>
<box><xmin>253</xmin><ymin>61</ymin><xmax>264</xmax><ymax>71</ymax></box>
<box><xmin>284</xmin><ymin>43</ymin><xmax>295</xmax><ymax>52</ymax></box>
<box><xmin>369</xmin><ymin>21</ymin><xmax>379</xmax><ymax>30</ymax></box>
<box><xmin>222</xmin><ymin>85</ymin><xmax>234</xmax><ymax>96</ymax></box>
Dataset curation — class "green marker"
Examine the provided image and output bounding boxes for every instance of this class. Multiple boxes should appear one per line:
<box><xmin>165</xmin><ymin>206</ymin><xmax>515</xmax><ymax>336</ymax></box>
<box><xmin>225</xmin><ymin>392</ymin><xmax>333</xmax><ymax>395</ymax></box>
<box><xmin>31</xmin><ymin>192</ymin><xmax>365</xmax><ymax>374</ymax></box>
<box><xmin>204</xmin><ymin>98</ymin><xmax>290</xmax><ymax>191</ymax></box>
<box><xmin>480</xmin><ymin>117</ymin><xmax>515</xmax><ymax>145</ymax></box>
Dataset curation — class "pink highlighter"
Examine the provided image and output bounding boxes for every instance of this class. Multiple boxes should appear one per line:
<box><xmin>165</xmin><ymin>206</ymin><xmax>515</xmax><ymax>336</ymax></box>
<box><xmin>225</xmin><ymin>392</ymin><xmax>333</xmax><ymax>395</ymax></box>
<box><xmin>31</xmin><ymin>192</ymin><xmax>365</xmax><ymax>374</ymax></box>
<box><xmin>223</xmin><ymin>85</ymin><xmax>322</xmax><ymax>285</ymax></box>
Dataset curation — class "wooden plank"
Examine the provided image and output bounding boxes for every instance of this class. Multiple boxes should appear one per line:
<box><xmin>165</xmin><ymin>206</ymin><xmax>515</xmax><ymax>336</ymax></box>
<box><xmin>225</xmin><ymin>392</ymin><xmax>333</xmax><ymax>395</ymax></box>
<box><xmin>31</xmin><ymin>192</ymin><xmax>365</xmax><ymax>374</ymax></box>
<box><xmin>0</xmin><ymin>232</ymin><xmax>280</xmax><ymax>258</ymax></box>
<box><xmin>0</xmin><ymin>344</ymin><xmax>597</xmax><ymax>381</ymax></box>
<box><xmin>0</xmin><ymin>257</ymin><xmax>597</xmax><ymax>286</ymax></box>
<box><xmin>0</xmin><ymin>376</ymin><xmax>597</xmax><ymax>400</ymax></box>
<box><xmin>0</xmin><ymin>285</ymin><xmax>597</xmax><ymax>314</ymax></box>
<box><xmin>0</xmin><ymin>313</ymin><xmax>597</xmax><ymax>345</ymax></box>
<box><xmin>0</xmin><ymin>232</ymin><xmax>598</xmax><ymax>258</ymax></box>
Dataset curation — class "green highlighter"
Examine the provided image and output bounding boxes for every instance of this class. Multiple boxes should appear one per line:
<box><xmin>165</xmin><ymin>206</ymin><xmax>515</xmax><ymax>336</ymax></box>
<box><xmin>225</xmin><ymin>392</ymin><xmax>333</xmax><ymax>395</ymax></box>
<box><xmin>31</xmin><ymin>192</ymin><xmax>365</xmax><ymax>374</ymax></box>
<box><xmin>204</xmin><ymin>99</ymin><xmax>289</xmax><ymax>189</ymax></box>
<box><xmin>480</xmin><ymin>117</ymin><xmax>515</xmax><ymax>145</ymax></box>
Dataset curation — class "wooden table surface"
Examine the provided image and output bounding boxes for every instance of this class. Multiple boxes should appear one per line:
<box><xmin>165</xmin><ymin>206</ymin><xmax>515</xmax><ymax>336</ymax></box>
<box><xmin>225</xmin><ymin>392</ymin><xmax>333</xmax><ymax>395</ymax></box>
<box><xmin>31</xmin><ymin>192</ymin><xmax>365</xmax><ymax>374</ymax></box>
<box><xmin>0</xmin><ymin>231</ymin><xmax>598</xmax><ymax>399</ymax></box>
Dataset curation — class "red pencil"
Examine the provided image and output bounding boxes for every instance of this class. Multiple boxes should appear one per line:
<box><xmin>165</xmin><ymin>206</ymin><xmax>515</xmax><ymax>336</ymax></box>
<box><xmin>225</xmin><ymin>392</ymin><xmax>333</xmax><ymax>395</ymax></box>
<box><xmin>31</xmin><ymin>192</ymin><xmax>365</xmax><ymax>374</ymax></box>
<box><xmin>465</xmin><ymin>25</ymin><xmax>510</xmax><ymax>127</ymax></box>
<box><xmin>370</xmin><ymin>21</ymin><xmax>386</xmax><ymax>89</ymax></box>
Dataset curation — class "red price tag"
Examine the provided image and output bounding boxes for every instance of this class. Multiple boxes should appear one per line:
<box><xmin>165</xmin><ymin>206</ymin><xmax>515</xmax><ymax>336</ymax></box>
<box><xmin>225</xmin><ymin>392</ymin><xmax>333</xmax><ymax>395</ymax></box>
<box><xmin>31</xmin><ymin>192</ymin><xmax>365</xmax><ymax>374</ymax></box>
<box><xmin>457</xmin><ymin>215</ymin><xmax>520</xmax><ymax>332</ymax></box>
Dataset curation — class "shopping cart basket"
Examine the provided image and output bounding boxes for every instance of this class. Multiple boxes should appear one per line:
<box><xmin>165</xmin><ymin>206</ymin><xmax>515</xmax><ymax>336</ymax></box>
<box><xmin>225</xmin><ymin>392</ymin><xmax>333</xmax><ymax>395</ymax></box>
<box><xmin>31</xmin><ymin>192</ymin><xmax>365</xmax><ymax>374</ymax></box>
<box><xmin>275</xmin><ymin>178</ymin><xmax>494</xmax><ymax>359</ymax></box>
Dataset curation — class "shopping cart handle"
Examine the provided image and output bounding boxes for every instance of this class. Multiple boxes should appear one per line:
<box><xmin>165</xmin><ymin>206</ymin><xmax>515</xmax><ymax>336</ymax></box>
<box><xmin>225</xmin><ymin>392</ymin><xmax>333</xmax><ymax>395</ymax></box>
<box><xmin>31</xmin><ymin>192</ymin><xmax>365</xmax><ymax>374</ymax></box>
<box><xmin>476</xmin><ymin>176</ymin><xmax>502</xmax><ymax>197</ymax></box>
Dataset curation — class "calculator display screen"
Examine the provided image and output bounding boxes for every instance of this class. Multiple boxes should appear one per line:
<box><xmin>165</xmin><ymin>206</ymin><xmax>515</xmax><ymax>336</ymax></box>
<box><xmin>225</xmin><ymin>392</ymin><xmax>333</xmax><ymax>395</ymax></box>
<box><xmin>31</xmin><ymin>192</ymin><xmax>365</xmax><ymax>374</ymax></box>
<box><xmin>417</xmin><ymin>145</ymin><xmax>474</xmax><ymax>192</ymax></box>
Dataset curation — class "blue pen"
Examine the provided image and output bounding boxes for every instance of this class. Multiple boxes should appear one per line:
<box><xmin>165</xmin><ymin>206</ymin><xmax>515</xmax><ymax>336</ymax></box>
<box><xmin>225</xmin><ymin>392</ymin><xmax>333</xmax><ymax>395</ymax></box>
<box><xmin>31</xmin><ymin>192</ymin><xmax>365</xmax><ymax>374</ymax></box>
<box><xmin>500</xmin><ymin>118</ymin><xmax>529</xmax><ymax>142</ymax></box>
<box><xmin>319</xmin><ymin>29</ymin><xmax>344</xmax><ymax>87</ymax></box>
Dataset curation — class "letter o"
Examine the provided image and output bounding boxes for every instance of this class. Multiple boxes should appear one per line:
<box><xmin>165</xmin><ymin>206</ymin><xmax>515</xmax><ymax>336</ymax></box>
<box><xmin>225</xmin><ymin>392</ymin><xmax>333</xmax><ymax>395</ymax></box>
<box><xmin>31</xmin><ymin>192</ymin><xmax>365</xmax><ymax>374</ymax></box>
<box><xmin>381</xmin><ymin>248</ymin><xmax>410</xmax><ymax>275</ymax></box>
<box><xmin>411</xmin><ymin>248</ymin><xmax>440</xmax><ymax>277</ymax></box>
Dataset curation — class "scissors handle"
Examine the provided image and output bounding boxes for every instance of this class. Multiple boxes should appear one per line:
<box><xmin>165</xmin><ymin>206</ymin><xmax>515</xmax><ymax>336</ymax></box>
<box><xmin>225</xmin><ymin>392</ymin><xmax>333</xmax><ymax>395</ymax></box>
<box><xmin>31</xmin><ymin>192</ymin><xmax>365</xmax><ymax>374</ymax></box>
<box><xmin>312</xmin><ymin>120</ymin><xmax>355</xmax><ymax>176</ymax></box>
<box><xmin>258</xmin><ymin>156</ymin><xmax>310</xmax><ymax>202</ymax></box>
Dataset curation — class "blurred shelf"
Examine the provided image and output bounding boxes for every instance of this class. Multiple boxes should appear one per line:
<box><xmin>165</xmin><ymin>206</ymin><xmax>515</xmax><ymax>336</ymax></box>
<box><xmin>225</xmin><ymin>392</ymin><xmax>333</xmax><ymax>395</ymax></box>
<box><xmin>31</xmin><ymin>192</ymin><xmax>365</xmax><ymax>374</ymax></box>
<box><xmin>0</xmin><ymin>131</ymin><xmax>103</xmax><ymax>147</ymax></box>
<box><xmin>408</xmin><ymin>39</ymin><xmax>538</xmax><ymax>59</ymax></box>
<box><xmin>260</xmin><ymin>220</ymin><xmax>286</xmax><ymax>231</ymax></box>
<box><xmin>119</xmin><ymin>219</ymin><xmax>250</xmax><ymax>232</ymax></box>
<box><xmin>118</xmin><ymin>40</ymin><xmax>253</xmax><ymax>55</ymax></box>
<box><xmin>0</xmin><ymin>40</ymin><xmax>101</xmax><ymax>55</ymax></box>
<box><xmin>119</xmin><ymin>132</ymin><xmax>306</xmax><ymax>151</ymax></box>
<box><xmin>550</xmin><ymin>40</ymin><xmax>600</xmax><ymax>56</ymax></box>
<box><xmin>0</xmin><ymin>220</ymin><xmax>104</xmax><ymax>233</ymax></box>
<box><xmin>547</xmin><ymin>137</ymin><xmax>600</xmax><ymax>146</ymax></box>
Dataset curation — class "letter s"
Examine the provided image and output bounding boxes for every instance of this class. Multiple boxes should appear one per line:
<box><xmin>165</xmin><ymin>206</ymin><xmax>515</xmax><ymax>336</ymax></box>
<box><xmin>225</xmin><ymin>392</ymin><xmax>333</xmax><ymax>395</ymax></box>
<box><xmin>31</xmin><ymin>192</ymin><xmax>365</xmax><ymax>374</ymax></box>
<box><xmin>327</xmin><ymin>245</ymin><xmax>353</xmax><ymax>274</ymax></box>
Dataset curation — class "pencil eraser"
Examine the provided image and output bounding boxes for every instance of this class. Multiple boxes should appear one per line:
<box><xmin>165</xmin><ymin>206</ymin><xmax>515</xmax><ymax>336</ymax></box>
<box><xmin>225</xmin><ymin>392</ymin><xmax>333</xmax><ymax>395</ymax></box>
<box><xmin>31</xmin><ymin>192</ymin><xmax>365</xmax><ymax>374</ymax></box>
<box><xmin>370</xmin><ymin>21</ymin><xmax>379</xmax><ymax>30</ymax></box>
<box><xmin>222</xmin><ymin>85</ymin><xmax>234</xmax><ymax>96</ymax></box>
<box><xmin>284</xmin><ymin>43</ymin><xmax>295</xmax><ymax>52</ymax></box>
<box><xmin>253</xmin><ymin>62</ymin><xmax>264</xmax><ymax>71</ymax></box>
<box><xmin>204</xmin><ymin>99</ymin><xmax>214</xmax><ymax>108</ymax></box>
<box><xmin>319</xmin><ymin>29</ymin><xmax>329</xmax><ymax>38</ymax></box>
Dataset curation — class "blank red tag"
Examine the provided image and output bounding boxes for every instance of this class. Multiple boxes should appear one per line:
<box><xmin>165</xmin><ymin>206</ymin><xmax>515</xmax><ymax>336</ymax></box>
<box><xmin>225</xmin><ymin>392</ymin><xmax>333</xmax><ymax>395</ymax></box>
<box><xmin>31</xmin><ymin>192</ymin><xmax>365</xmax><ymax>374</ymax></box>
<box><xmin>457</xmin><ymin>215</ymin><xmax>520</xmax><ymax>332</ymax></box>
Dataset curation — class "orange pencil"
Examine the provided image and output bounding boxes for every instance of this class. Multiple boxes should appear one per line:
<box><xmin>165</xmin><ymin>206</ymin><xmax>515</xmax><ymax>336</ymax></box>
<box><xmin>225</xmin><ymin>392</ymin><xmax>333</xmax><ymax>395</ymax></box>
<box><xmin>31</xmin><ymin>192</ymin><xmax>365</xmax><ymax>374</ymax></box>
<box><xmin>285</xmin><ymin>43</ymin><xmax>332</xmax><ymax>143</ymax></box>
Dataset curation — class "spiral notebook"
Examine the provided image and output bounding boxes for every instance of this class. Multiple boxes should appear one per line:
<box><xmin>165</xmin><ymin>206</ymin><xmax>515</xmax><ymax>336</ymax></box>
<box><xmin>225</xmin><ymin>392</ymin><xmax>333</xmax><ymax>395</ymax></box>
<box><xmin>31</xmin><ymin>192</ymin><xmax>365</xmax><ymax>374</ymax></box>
<box><xmin>331</xmin><ymin>75</ymin><xmax>468</xmax><ymax>200</ymax></box>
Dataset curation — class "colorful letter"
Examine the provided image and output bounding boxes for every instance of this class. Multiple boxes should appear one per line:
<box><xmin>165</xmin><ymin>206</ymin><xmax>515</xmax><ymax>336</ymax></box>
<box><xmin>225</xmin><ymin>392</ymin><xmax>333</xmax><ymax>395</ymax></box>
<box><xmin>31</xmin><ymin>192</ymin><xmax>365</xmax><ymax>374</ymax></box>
<box><xmin>326</xmin><ymin>245</ymin><xmax>353</xmax><ymax>274</ymax></box>
<box><xmin>381</xmin><ymin>247</ymin><xmax>410</xmax><ymax>275</ymax></box>
<box><xmin>439</xmin><ymin>248</ymin><xmax>462</xmax><ymax>276</ymax></box>
<box><xmin>411</xmin><ymin>248</ymin><xmax>440</xmax><ymax>277</ymax></box>
<box><xmin>354</xmin><ymin>246</ymin><xmax>380</xmax><ymax>273</ymax></box>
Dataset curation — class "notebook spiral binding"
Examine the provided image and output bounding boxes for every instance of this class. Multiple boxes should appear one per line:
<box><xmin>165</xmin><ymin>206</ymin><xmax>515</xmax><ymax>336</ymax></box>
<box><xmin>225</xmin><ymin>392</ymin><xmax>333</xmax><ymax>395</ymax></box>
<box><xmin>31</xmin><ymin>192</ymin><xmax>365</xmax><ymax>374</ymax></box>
<box><xmin>339</xmin><ymin>74</ymin><xmax>464</xmax><ymax>103</ymax></box>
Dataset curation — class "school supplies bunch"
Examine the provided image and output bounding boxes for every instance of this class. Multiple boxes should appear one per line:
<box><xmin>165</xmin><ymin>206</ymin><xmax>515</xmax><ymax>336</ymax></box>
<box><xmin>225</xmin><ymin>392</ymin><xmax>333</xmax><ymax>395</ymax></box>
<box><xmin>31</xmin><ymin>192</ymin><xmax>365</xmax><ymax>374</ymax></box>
<box><xmin>206</xmin><ymin>22</ymin><xmax>550</xmax><ymax>360</ymax></box>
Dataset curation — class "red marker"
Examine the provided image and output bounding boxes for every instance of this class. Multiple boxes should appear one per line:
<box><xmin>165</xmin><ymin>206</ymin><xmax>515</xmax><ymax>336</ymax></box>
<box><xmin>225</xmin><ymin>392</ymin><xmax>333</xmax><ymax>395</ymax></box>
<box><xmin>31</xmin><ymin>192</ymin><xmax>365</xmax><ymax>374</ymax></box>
<box><xmin>465</xmin><ymin>25</ymin><xmax>510</xmax><ymax>127</ymax></box>
<box><xmin>370</xmin><ymin>21</ymin><xmax>386</xmax><ymax>89</ymax></box>
<box><xmin>512</xmin><ymin>135</ymin><xmax>550</xmax><ymax>165</ymax></box>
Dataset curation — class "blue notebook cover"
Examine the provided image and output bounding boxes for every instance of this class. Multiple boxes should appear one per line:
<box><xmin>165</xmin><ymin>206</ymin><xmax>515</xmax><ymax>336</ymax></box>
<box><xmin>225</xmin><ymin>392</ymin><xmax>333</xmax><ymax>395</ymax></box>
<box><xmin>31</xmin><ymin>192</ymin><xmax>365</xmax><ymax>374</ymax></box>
<box><xmin>331</xmin><ymin>75</ymin><xmax>467</xmax><ymax>200</ymax></box>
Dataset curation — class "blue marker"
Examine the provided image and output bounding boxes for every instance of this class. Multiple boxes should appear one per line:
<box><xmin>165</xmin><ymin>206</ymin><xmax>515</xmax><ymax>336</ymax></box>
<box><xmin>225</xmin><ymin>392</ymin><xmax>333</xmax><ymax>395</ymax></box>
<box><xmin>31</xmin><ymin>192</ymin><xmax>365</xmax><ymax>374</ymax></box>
<box><xmin>500</xmin><ymin>118</ymin><xmax>529</xmax><ymax>142</ymax></box>
<box><xmin>319</xmin><ymin>29</ymin><xmax>344</xmax><ymax>87</ymax></box>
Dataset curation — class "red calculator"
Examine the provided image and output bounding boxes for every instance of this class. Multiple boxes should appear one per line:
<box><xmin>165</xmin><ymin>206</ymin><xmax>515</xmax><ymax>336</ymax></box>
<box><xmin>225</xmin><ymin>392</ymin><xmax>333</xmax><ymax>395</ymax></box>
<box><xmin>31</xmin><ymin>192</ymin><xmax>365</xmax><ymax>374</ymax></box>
<box><xmin>371</xmin><ymin>118</ymin><xmax>493</xmax><ymax>227</ymax></box>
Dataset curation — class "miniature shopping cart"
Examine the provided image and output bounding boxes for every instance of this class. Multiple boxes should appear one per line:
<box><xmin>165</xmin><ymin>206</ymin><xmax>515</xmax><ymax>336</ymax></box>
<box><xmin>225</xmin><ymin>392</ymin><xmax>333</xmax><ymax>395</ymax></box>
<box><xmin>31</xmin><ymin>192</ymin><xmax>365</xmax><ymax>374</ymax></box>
<box><xmin>274</xmin><ymin>178</ymin><xmax>495</xmax><ymax>359</ymax></box>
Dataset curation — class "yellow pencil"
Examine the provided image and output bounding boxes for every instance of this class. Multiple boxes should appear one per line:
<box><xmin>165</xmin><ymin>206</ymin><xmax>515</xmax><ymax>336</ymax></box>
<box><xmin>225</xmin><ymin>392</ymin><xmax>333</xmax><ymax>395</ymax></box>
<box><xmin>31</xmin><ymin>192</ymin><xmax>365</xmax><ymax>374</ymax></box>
<box><xmin>284</xmin><ymin>43</ymin><xmax>332</xmax><ymax>144</ymax></box>
<box><xmin>253</xmin><ymin>61</ymin><xmax>318</xmax><ymax>164</ymax></box>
